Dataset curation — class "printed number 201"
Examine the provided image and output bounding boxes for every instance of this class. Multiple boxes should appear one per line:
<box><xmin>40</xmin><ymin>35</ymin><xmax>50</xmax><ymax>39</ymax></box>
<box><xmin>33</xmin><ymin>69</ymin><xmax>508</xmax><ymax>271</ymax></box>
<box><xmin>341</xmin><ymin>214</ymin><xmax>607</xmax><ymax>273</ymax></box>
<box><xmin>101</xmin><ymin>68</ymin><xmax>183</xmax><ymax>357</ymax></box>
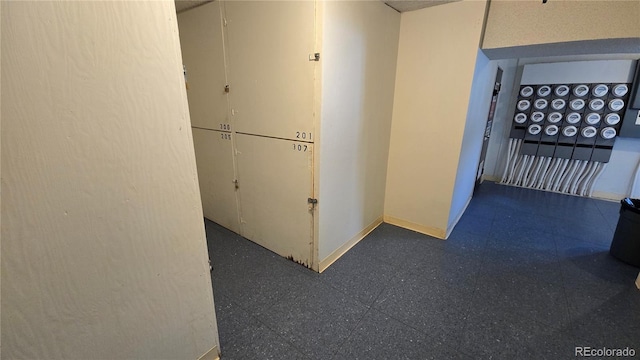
<box><xmin>293</xmin><ymin>144</ymin><xmax>308</xmax><ymax>152</ymax></box>
<box><xmin>296</xmin><ymin>132</ymin><xmax>311</xmax><ymax>140</ymax></box>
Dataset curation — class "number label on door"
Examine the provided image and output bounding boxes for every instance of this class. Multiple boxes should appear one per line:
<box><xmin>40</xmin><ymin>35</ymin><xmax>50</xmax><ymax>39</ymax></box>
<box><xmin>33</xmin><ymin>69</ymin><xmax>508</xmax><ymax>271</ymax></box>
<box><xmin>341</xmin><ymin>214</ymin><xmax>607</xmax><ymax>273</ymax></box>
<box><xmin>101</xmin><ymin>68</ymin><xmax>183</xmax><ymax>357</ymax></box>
<box><xmin>295</xmin><ymin>131</ymin><xmax>311</xmax><ymax>141</ymax></box>
<box><xmin>292</xmin><ymin>143</ymin><xmax>308</xmax><ymax>152</ymax></box>
<box><xmin>220</xmin><ymin>124</ymin><xmax>231</xmax><ymax>131</ymax></box>
<box><xmin>221</xmin><ymin>133</ymin><xmax>232</xmax><ymax>140</ymax></box>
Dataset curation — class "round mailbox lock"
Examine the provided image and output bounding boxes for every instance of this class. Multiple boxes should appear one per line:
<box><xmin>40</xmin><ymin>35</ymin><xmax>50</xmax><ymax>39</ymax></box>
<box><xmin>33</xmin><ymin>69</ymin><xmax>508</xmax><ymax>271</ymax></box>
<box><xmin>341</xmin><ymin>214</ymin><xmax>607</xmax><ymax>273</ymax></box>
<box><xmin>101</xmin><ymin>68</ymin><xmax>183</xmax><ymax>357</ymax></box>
<box><xmin>517</xmin><ymin>99</ymin><xmax>531</xmax><ymax>111</ymax></box>
<box><xmin>528</xmin><ymin>124</ymin><xmax>542</xmax><ymax>135</ymax></box>
<box><xmin>537</xmin><ymin>85</ymin><xmax>552</xmax><ymax>97</ymax></box>
<box><xmin>554</xmin><ymin>85</ymin><xmax>570</xmax><ymax>97</ymax></box>
<box><xmin>604</xmin><ymin>113</ymin><xmax>621</xmax><ymax>126</ymax></box>
<box><xmin>545</xmin><ymin>125</ymin><xmax>559</xmax><ymax>136</ymax></box>
<box><xmin>581</xmin><ymin>126</ymin><xmax>597</xmax><ymax>138</ymax></box>
<box><xmin>566</xmin><ymin>112</ymin><xmax>581</xmax><ymax>124</ymax></box>
<box><xmin>600</xmin><ymin>127</ymin><xmax>617</xmax><ymax>140</ymax></box>
<box><xmin>589</xmin><ymin>98</ymin><xmax>605</xmax><ymax>111</ymax></box>
<box><xmin>547</xmin><ymin>112</ymin><xmax>563</xmax><ymax>123</ymax></box>
<box><xmin>551</xmin><ymin>98</ymin><xmax>566</xmax><ymax>110</ymax></box>
<box><xmin>570</xmin><ymin>98</ymin><xmax>586</xmax><ymax>111</ymax></box>
<box><xmin>563</xmin><ymin>126</ymin><xmax>578</xmax><ymax>137</ymax></box>
<box><xmin>608</xmin><ymin>99</ymin><xmax>625</xmax><ymax>111</ymax></box>
<box><xmin>573</xmin><ymin>84</ymin><xmax>589</xmax><ymax>97</ymax></box>
<box><xmin>534</xmin><ymin>98</ymin><xmax>548</xmax><ymax>110</ymax></box>
<box><xmin>585</xmin><ymin>113</ymin><xmax>601</xmax><ymax>125</ymax></box>
<box><xmin>531</xmin><ymin>112</ymin><xmax>545</xmax><ymax>123</ymax></box>
<box><xmin>514</xmin><ymin>113</ymin><xmax>528</xmax><ymax>124</ymax></box>
<box><xmin>520</xmin><ymin>86</ymin><xmax>534</xmax><ymax>97</ymax></box>
<box><xmin>612</xmin><ymin>84</ymin><xmax>629</xmax><ymax>97</ymax></box>
<box><xmin>592</xmin><ymin>84</ymin><xmax>609</xmax><ymax>97</ymax></box>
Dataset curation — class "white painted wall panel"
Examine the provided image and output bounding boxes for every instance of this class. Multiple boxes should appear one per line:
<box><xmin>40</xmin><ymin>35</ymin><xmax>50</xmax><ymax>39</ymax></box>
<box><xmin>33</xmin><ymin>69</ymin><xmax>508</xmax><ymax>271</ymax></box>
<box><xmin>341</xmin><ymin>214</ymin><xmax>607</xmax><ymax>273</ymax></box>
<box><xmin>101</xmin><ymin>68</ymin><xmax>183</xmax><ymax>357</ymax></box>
<box><xmin>384</xmin><ymin>0</ymin><xmax>487</xmax><ymax>238</ymax></box>
<box><xmin>318</xmin><ymin>1</ymin><xmax>400</xmax><ymax>264</ymax></box>
<box><xmin>1</xmin><ymin>2</ymin><xmax>219</xmax><ymax>359</ymax></box>
<box><xmin>178</xmin><ymin>1</ymin><xmax>229</xmax><ymax>131</ymax></box>
<box><xmin>594</xmin><ymin>137</ymin><xmax>640</xmax><ymax>200</ymax></box>
<box><xmin>192</xmin><ymin>128</ymin><xmax>240</xmax><ymax>233</ymax></box>
<box><xmin>0</xmin><ymin>4</ymin><xmax>2</xmax><ymax>353</ymax></box>
<box><xmin>235</xmin><ymin>133</ymin><xmax>314</xmax><ymax>267</ymax></box>
<box><xmin>224</xmin><ymin>1</ymin><xmax>316</xmax><ymax>141</ymax></box>
<box><xmin>448</xmin><ymin>50</ymin><xmax>495</xmax><ymax>231</ymax></box>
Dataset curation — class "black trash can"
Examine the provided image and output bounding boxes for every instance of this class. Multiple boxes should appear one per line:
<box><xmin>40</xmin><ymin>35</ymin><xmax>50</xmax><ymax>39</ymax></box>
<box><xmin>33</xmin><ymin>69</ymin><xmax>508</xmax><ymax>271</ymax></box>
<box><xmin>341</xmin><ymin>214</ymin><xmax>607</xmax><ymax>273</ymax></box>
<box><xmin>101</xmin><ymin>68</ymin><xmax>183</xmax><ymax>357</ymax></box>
<box><xmin>610</xmin><ymin>198</ymin><xmax>640</xmax><ymax>267</ymax></box>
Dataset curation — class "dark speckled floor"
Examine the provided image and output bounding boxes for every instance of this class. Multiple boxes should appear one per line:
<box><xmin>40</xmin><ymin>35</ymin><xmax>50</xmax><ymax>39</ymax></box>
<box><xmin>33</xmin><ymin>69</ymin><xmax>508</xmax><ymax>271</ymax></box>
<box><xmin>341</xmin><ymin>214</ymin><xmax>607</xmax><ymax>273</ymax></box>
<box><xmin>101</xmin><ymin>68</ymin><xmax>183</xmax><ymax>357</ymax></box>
<box><xmin>205</xmin><ymin>182</ymin><xmax>640</xmax><ymax>360</ymax></box>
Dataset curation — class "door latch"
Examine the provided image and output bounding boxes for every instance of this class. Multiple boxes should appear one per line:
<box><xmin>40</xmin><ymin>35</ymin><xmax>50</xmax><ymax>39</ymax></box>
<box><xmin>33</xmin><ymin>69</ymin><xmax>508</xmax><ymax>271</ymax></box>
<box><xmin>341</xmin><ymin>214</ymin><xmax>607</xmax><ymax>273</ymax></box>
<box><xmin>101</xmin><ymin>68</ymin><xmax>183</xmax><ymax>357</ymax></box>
<box><xmin>225</xmin><ymin>84</ymin><xmax>230</xmax><ymax>93</ymax></box>
<box><xmin>309</xmin><ymin>53</ymin><xmax>320</xmax><ymax>62</ymax></box>
<box><xmin>308</xmin><ymin>198</ymin><xmax>318</xmax><ymax>211</ymax></box>
<box><xmin>233</xmin><ymin>179</ymin><xmax>239</xmax><ymax>189</ymax></box>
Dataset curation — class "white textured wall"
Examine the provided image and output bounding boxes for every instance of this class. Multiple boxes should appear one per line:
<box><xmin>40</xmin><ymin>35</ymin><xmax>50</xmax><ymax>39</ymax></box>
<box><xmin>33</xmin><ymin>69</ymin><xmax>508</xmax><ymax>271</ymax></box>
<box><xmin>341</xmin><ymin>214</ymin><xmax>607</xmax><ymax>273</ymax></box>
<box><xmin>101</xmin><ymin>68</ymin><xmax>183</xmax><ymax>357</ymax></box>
<box><xmin>318</xmin><ymin>1</ymin><xmax>400</xmax><ymax>263</ymax></box>
<box><xmin>483</xmin><ymin>0</ymin><xmax>640</xmax><ymax>50</ymax></box>
<box><xmin>0</xmin><ymin>2</ymin><xmax>3</xmax><ymax>354</ymax></box>
<box><xmin>448</xmin><ymin>50</ymin><xmax>495</xmax><ymax>231</ymax></box>
<box><xmin>384</xmin><ymin>0</ymin><xmax>487</xmax><ymax>238</ymax></box>
<box><xmin>1</xmin><ymin>2</ymin><xmax>219</xmax><ymax>359</ymax></box>
<box><xmin>596</xmin><ymin>138</ymin><xmax>640</xmax><ymax>200</ymax></box>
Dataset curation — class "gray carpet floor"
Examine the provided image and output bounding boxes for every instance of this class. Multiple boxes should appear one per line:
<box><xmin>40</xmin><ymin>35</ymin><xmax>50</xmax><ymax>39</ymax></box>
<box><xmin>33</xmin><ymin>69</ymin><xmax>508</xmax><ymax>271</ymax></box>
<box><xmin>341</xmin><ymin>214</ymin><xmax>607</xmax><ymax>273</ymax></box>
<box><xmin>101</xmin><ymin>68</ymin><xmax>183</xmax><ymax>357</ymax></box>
<box><xmin>205</xmin><ymin>181</ymin><xmax>640</xmax><ymax>359</ymax></box>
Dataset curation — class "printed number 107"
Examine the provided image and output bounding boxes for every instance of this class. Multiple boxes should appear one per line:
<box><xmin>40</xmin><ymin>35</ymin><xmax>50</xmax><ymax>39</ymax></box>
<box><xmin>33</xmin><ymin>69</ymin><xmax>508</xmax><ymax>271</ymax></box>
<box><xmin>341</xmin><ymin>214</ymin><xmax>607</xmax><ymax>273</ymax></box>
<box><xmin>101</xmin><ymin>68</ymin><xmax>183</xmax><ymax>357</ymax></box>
<box><xmin>293</xmin><ymin>144</ymin><xmax>308</xmax><ymax>152</ymax></box>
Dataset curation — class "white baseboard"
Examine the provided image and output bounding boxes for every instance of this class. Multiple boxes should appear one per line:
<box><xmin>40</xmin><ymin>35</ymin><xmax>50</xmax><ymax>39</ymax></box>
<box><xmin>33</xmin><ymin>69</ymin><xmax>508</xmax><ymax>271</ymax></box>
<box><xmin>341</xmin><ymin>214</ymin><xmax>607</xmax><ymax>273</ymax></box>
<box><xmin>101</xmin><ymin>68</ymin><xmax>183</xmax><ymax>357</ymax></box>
<box><xmin>318</xmin><ymin>216</ymin><xmax>383</xmax><ymax>273</ymax></box>
<box><xmin>198</xmin><ymin>345</ymin><xmax>219</xmax><ymax>360</ymax></box>
<box><xmin>383</xmin><ymin>215</ymin><xmax>446</xmax><ymax>240</ymax></box>
<box><xmin>591</xmin><ymin>190</ymin><xmax>625</xmax><ymax>202</ymax></box>
<box><xmin>482</xmin><ymin>175</ymin><xmax>501</xmax><ymax>183</ymax></box>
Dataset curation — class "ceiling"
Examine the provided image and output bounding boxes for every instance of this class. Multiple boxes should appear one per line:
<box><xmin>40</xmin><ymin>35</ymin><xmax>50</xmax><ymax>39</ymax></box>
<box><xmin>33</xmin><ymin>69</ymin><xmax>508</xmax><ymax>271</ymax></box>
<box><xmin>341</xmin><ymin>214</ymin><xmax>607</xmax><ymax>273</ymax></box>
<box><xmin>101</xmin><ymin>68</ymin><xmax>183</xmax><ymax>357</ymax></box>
<box><xmin>174</xmin><ymin>0</ymin><xmax>460</xmax><ymax>14</ymax></box>
<box><xmin>385</xmin><ymin>0</ymin><xmax>459</xmax><ymax>12</ymax></box>
<box><xmin>175</xmin><ymin>0</ymin><xmax>211</xmax><ymax>13</ymax></box>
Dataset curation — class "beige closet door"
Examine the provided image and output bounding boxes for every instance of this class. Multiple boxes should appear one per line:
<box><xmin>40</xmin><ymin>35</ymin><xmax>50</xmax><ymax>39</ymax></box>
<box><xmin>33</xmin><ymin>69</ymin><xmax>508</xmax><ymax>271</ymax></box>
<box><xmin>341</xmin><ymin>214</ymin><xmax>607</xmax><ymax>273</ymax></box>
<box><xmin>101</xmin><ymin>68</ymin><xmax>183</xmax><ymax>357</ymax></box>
<box><xmin>178</xmin><ymin>1</ymin><xmax>230</xmax><ymax>131</ymax></box>
<box><xmin>179</xmin><ymin>3</ymin><xmax>239</xmax><ymax>232</ymax></box>
<box><xmin>235</xmin><ymin>133</ymin><xmax>314</xmax><ymax>267</ymax></box>
<box><xmin>224</xmin><ymin>1</ymin><xmax>316</xmax><ymax>141</ymax></box>
<box><xmin>192</xmin><ymin>128</ymin><xmax>241</xmax><ymax>233</ymax></box>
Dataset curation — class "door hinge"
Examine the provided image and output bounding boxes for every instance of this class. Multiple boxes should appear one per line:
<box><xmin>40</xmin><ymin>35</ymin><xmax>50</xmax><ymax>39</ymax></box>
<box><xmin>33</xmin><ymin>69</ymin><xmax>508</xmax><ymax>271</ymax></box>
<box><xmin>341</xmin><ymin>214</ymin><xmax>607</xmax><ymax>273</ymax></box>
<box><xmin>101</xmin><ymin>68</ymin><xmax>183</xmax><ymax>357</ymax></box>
<box><xmin>223</xmin><ymin>18</ymin><xmax>228</xmax><ymax>27</ymax></box>
<box><xmin>309</xmin><ymin>53</ymin><xmax>320</xmax><ymax>62</ymax></box>
<box><xmin>225</xmin><ymin>84</ymin><xmax>230</xmax><ymax>93</ymax></box>
<box><xmin>233</xmin><ymin>179</ymin><xmax>239</xmax><ymax>189</ymax></box>
<box><xmin>308</xmin><ymin>198</ymin><xmax>318</xmax><ymax>205</ymax></box>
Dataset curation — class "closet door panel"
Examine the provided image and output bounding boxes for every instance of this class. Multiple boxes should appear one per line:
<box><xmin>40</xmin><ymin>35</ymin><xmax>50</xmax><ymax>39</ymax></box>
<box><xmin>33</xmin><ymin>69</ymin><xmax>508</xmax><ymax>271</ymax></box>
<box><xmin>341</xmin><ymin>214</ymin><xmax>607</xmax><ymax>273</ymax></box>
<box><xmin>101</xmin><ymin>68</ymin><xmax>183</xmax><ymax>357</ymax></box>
<box><xmin>224</xmin><ymin>1</ymin><xmax>316</xmax><ymax>141</ymax></box>
<box><xmin>192</xmin><ymin>128</ymin><xmax>240</xmax><ymax>233</ymax></box>
<box><xmin>178</xmin><ymin>2</ymin><xmax>229</xmax><ymax>130</ymax></box>
<box><xmin>235</xmin><ymin>133</ymin><xmax>314</xmax><ymax>266</ymax></box>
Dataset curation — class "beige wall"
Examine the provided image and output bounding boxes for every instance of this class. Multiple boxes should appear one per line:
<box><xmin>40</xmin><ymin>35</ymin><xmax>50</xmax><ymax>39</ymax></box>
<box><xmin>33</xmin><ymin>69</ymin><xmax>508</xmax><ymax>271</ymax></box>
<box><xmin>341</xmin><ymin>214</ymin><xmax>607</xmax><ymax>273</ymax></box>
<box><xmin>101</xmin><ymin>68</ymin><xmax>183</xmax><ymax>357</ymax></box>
<box><xmin>1</xmin><ymin>2</ymin><xmax>219</xmax><ymax>359</ymax></box>
<box><xmin>483</xmin><ymin>0</ymin><xmax>640</xmax><ymax>50</ymax></box>
<box><xmin>318</xmin><ymin>0</ymin><xmax>400</xmax><ymax>267</ymax></box>
<box><xmin>384</xmin><ymin>0</ymin><xmax>487</xmax><ymax>238</ymax></box>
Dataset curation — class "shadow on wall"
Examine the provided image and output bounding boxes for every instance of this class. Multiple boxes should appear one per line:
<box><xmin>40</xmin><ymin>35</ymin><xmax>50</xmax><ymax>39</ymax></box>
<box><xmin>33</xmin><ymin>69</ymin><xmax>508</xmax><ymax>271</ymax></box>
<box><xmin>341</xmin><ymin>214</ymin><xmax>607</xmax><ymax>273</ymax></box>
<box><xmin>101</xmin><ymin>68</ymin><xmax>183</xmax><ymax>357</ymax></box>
<box><xmin>447</xmin><ymin>49</ymin><xmax>495</xmax><ymax>234</ymax></box>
